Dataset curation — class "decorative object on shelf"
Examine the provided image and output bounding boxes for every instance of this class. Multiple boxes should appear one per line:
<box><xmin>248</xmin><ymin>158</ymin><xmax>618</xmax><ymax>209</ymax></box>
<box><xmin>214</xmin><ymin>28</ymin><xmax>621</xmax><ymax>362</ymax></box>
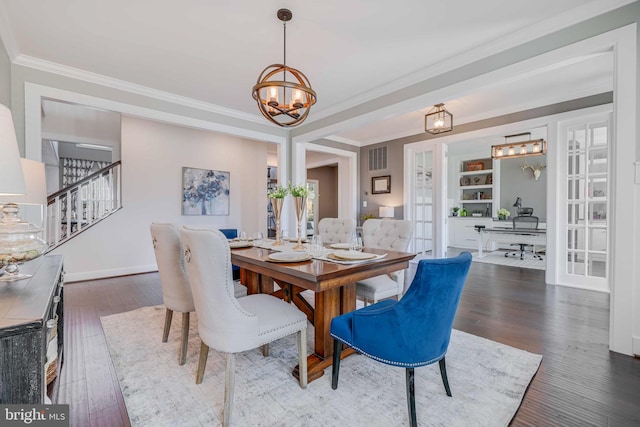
<box><xmin>473</xmin><ymin>176</ymin><xmax>481</xmax><ymax>185</ymax></box>
<box><xmin>485</xmin><ymin>174</ymin><xmax>493</xmax><ymax>184</ymax></box>
<box><xmin>497</xmin><ymin>208</ymin><xmax>511</xmax><ymax>220</ymax></box>
<box><xmin>0</xmin><ymin>163</ymin><xmax>48</xmax><ymax>281</ymax></box>
<box><xmin>460</xmin><ymin>176</ymin><xmax>471</xmax><ymax>186</ymax></box>
<box><xmin>491</xmin><ymin>132</ymin><xmax>546</xmax><ymax>159</ymax></box>
<box><xmin>268</xmin><ymin>184</ymin><xmax>288</xmax><ymax>246</ymax></box>
<box><xmin>472</xmin><ymin>210</ymin><xmax>483</xmax><ymax>217</ymax></box>
<box><xmin>371</xmin><ymin>175</ymin><xmax>391</xmax><ymax>194</ymax></box>
<box><xmin>459</xmin><ymin>208</ymin><xmax>468</xmax><ymax>217</ymax></box>
<box><xmin>288</xmin><ymin>183</ymin><xmax>314</xmax><ymax>250</ymax></box>
<box><xmin>465</xmin><ymin>161</ymin><xmax>484</xmax><ymax>172</ymax></box>
<box><xmin>424</xmin><ymin>103</ymin><xmax>453</xmax><ymax>134</ymax></box>
<box><xmin>521</xmin><ymin>160</ymin><xmax>546</xmax><ymax>180</ymax></box>
<box><xmin>451</xmin><ymin>207</ymin><xmax>459</xmax><ymax>217</ymax></box>
<box><xmin>182</xmin><ymin>167</ymin><xmax>230</xmax><ymax>216</ymax></box>
<box><xmin>252</xmin><ymin>9</ymin><xmax>317</xmax><ymax>128</ymax></box>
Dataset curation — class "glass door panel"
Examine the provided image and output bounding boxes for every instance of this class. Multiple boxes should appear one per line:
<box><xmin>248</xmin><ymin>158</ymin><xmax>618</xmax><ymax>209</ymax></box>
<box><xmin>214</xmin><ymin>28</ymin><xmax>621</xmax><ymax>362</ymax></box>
<box><xmin>561</xmin><ymin>118</ymin><xmax>609</xmax><ymax>289</ymax></box>
<box><xmin>413</xmin><ymin>151</ymin><xmax>434</xmax><ymax>254</ymax></box>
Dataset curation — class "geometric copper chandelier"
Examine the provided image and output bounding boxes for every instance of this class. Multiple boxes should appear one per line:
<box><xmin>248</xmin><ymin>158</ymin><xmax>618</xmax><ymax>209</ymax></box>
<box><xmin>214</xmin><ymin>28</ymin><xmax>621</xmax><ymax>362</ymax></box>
<box><xmin>252</xmin><ymin>9</ymin><xmax>317</xmax><ymax>127</ymax></box>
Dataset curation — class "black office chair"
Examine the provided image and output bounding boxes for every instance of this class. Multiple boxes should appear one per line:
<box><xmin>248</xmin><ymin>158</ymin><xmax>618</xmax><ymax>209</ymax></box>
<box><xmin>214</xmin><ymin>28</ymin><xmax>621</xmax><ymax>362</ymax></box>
<box><xmin>505</xmin><ymin>215</ymin><xmax>543</xmax><ymax>260</ymax></box>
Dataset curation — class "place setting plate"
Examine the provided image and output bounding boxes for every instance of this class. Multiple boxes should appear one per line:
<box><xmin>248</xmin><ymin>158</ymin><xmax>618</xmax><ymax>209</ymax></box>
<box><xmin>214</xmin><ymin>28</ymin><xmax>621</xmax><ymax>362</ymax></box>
<box><xmin>267</xmin><ymin>252</ymin><xmax>313</xmax><ymax>263</ymax></box>
<box><xmin>327</xmin><ymin>251</ymin><xmax>377</xmax><ymax>261</ymax></box>
<box><xmin>229</xmin><ymin>241</ymin><xmax>252</xmax><ymax>249</ymax></box>
<box><xmin>329</xmin><ymin>243</ymin><xmax>351</xmax><ymax>250</ymax></box>
<box><xmin>284</xmin><ymin>237</ymin><xmax>309</xmax><ymax>243</ymax></box>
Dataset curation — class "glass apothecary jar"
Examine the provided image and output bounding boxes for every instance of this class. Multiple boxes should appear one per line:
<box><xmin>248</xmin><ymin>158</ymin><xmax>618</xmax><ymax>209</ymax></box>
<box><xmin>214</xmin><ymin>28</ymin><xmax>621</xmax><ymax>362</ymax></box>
<box><xmin>0</xmin><ymin>203</ymin><xmax>47</xmax><ymax>282</ymax></box>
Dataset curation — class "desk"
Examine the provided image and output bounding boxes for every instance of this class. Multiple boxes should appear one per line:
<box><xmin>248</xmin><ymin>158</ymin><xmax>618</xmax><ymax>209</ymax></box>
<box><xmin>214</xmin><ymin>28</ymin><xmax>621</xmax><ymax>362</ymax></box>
<box><xmin>231</xmin><ymin>246</ymin><xmax>415</xmax><ymax>383</ymax></box>
<box><xmin>476</xmin><ymin>228</ymin><xmax>546</xmax><ymax>258</ymax></box>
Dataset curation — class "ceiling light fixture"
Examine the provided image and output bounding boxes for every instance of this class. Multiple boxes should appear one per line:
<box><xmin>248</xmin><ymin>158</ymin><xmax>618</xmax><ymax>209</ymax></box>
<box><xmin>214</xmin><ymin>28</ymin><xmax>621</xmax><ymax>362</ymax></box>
<box><xmin>425</xmin><ymin>103</ymin><xmax>453</xmax><ymax>134</ymax></box>
<box><xmin>252</xmin><ymin>9</ymin><xmax>317</xmax><ymax>128</ymax></box>
<box><xmin>491</xmin><ymin>132</ymin><xmax>547</xmax><ymax>160</ymax></box>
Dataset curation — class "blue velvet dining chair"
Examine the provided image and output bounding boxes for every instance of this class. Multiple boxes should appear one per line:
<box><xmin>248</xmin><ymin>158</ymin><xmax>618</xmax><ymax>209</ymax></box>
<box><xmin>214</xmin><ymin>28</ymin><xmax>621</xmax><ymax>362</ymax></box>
<box><xmin>330</xmin><ymin>252</ymin><xmax>472</xmax><ymax>427</ymax></box>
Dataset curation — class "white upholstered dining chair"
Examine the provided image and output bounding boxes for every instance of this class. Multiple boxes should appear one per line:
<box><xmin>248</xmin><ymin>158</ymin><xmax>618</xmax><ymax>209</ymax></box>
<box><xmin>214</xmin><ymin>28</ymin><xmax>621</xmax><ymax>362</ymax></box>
<box><xmin>150</xmin><ymin>223</ymin><xmax>195</xmax><ymax>366</ymax></box>
<box><xmin>179</xmin><ymin>226</ymin><xmax>308</xmax><ymax>427</ymax></box>
<box><xmin>317</xmin><ymin>217</ymin><xmax>356</xmax><ymax>244</ymax></box>
<box><xmin>356</xmin><ymin>219</ymin><xmax>413</xmax><ymax>305</ymax></box>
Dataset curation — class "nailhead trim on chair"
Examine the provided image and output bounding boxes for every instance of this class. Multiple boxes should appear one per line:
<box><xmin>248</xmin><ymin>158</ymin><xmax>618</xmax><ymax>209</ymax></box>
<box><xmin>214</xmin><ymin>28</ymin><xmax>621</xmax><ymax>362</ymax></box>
<box><xmin>257</xmin><ymin>320</ymin><xmax>308</xmax><ymax>347</ymax></box>
<box><xmin>331</xmin><ymin>334</ymin><xmax>446</xmax><ymax>368</ymax></box>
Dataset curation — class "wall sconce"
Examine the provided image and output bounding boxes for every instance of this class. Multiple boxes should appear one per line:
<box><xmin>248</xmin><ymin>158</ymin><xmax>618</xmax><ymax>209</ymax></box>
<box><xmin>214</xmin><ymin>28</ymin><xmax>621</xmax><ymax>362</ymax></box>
<box><xmin>425</xmin><ymin>103</ymin><xmax>453</xmax><ymax>134</ymax></box>
<box><xmin>379</xmin><ymin>206</ymin><xmax>395</xmax><ymax>219</ymax></box>
<box><xmin>491</xmin><ymin>132</ymin><xmax>546</xmax><ymax>159</ymax></box>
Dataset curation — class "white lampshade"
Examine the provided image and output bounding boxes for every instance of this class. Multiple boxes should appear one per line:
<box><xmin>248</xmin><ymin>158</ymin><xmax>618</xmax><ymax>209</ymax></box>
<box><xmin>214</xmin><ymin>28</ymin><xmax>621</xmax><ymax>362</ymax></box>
<box><xmin>379</xmin><ymin>206</ymin><xmax>395</xmax><ymax>218</ymax></box>
<box><xmin>0</xmin><ymin>104</ymin><xmax>26</xmax><ymax>196</ymax></box>
<box><xmin>0</xmin><ymin>158</ymin><xmax>46</xmax><ymax>206</ymax></box>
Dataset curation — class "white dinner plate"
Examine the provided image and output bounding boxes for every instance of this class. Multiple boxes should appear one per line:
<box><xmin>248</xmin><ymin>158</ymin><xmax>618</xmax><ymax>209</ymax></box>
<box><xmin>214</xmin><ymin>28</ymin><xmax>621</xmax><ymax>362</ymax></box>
<box><xmin>285</xmin><ymin>237</ymin><xmax>309</xmax><ymax>243</ymax></box>
<box><xmin>329</xmin><ymin>243</ymin><xmax>351</xmax><ymax>249</ymax></box>
<box><xmin>229</xmin><ymin>241</ymin><xmax>252</xmax><ymax>249</ymax></box>
<box><xmin>330</xmin><ymin>251</ymin><xmax>377</xmax><ymax>260</ymax></box>
<box><xmin>267</xmin><ymin>252</ymin><xmax>312</xmax><ymax>263</ymax></box>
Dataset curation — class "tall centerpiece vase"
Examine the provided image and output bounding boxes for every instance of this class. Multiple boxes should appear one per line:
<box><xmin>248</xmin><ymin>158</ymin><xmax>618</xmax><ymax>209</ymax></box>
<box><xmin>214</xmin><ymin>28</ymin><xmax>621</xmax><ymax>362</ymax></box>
<box><xmin>293</xmin><ymin>196</ymin><xmax>307</xmax><ymax>251</ymax></box>
<box><xmin>272</xmin><ymin>197</ymin><xmax>284</xmax><ymax>246</ymax></box>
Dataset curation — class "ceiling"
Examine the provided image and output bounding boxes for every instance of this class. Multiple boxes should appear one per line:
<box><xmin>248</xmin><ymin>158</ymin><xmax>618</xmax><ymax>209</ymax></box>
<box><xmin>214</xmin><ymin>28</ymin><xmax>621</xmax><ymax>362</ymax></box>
<box><xmin>0</xmin><ymin>0</ymin><xmax>626</xmax><ymax>149</ymax></box>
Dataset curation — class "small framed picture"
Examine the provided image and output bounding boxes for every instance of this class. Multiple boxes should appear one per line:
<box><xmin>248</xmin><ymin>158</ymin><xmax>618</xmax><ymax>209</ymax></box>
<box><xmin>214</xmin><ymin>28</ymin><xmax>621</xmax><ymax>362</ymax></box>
<box><xmin>371</xmin><ymin>175</ymin><xmax>391</xmax><ymax>194</ymax></box>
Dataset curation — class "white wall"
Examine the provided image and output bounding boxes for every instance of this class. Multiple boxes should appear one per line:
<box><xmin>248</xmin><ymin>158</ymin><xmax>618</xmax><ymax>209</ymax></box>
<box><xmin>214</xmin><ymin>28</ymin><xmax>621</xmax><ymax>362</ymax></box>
<box><xmin>52</xmin><ymin>116</ymin><xmax>268</xmax><ymax>282</ymax></box>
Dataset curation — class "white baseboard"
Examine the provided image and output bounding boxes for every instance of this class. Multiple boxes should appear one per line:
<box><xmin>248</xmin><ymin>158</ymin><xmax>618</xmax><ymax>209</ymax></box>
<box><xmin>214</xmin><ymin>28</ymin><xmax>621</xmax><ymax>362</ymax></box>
<box><xmin>64</xmin><ymin>264</ymin><xmax>158</xmax><ymax>283</ymax></box>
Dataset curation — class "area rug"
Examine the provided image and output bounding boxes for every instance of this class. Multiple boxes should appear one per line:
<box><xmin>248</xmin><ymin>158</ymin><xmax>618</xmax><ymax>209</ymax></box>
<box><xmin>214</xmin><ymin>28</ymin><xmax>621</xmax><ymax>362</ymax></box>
<box><xmin>101</xmin><ymin>305</ymin><xmax>541</xmax><ymax>427</ymax></box>
<box><xmin>471</xmin><ymin>250</ymin><xmax>546</xmax><ymax>270</ymax></box>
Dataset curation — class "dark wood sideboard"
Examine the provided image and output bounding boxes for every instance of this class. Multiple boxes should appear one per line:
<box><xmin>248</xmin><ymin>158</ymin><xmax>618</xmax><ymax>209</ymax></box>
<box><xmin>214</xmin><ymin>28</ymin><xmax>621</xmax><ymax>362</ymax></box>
<box><xmin>0</xmin><ymin>255</ymin><xmax>64</xmax><ymax>403</ymax></box>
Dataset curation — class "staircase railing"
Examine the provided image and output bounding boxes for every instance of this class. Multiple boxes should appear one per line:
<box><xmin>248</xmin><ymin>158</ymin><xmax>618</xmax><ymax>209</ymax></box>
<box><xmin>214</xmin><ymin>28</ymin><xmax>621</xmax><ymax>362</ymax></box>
<box><xmin>46</xmin><ymin>161</ymin><xmax>122</xmax><ymax>250</ymax></box>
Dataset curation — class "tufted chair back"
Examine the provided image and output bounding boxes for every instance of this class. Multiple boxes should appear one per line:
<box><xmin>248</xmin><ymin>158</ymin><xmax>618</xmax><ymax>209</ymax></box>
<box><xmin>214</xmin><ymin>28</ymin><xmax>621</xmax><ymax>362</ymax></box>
<box><xmin>150</xmin><ymin>223</ymin><xmax>195</xmax><ymax>313</ymax></box>
<box><xmin>362</xmin><ymin>219</ymin><xmax>413</xmax><ymax>251</ymax></box>
<box><xmin>179</xmin><ymin>227</ymin><xmax>259</xmax><ymax>353</ymax></box>
<box><xmin>180</xmin><ymin>226</ymin><xmax>308</xmax><ymax>426</ymax></box>
<box><xmin>317</xmin><ymin>218</ymin><xmax>356</xmax><ymax>244</ymax></box>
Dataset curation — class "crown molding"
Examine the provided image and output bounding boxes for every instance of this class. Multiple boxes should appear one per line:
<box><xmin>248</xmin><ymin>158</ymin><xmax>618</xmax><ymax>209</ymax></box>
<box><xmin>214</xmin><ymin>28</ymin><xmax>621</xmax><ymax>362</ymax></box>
<box><xmin>13</xmin><ymin>54</ymin><xmax>265</xmax><ymax>125</ymax></box>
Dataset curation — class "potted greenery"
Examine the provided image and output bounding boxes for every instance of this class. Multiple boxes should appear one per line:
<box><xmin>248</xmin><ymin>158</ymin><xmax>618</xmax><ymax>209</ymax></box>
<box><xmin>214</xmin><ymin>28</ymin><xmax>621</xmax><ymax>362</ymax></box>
<box><xmin>459</xmin><ymin>208</ymin><xmax>468</xmax><ymax>217</ymax></box>
<box><xmin>498</xmin><ymin>208</ymin><xmax>511</xmax><ymax>220</ymax></box>
<box><xmin>452</xmin><ymin>207</ymin><xmax>459</xmax><ymax>217</ymax></box>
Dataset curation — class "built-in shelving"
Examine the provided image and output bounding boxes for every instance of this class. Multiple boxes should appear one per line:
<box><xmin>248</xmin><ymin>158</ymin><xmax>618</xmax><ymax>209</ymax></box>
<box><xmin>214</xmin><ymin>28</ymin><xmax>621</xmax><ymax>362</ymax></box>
<box><xmin>457</xmin><ymin>157</ymin><xmax>495</xmax><ymax>217</ymax></box>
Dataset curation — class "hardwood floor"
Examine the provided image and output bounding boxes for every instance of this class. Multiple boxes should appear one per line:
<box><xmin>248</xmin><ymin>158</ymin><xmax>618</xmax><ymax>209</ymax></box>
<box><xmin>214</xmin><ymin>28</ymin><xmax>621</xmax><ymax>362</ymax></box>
<box><xmin>58</xmin><ymin>262</ymin><xmax>640</xmax><ymax>426</ymax></box>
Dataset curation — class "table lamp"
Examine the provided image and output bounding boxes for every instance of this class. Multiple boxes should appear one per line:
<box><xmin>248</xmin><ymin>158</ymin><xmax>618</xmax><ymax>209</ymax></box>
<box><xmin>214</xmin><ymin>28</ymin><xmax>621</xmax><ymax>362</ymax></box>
<box><xmin>0</xmin><ymin>105</ymin><xmax>48</xmax><ymax>282</ymax></box>
<box><xmin>379</xmin><ymin>206</ymin><xmax>395</xmax><ymax>219</ymax></box>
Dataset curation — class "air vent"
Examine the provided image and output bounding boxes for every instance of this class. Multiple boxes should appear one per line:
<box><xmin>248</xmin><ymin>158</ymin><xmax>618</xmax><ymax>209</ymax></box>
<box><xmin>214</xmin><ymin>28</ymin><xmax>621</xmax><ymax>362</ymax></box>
<box><xmin>368</xmin><ymin>146</ymin><xmax>388</xmax><ymax>171</ymax></box>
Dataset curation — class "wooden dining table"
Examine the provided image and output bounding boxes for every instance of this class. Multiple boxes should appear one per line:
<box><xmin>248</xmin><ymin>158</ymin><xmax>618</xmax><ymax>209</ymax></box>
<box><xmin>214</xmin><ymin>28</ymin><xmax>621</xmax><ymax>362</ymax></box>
<box><xmin>230</xmin><ymin>245</ymin><xmax>416</xmax><ymax>383</ymax></box>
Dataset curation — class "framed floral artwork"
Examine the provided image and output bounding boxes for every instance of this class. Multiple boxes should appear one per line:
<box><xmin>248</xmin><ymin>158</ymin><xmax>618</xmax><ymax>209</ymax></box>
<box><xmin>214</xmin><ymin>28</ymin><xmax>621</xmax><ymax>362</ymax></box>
<box><xmin>182</xmin><ymin>167</ymin><xmax>230</xmax><ymax>215</ymax></box>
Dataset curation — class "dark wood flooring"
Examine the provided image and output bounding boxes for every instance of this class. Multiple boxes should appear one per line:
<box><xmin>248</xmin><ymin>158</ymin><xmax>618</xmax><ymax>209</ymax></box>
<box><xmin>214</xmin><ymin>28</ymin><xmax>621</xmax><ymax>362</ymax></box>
<box><xmin>57</xmin><ymin>262</ymin><xmax>640</xmax><ymax>426</ymax></box>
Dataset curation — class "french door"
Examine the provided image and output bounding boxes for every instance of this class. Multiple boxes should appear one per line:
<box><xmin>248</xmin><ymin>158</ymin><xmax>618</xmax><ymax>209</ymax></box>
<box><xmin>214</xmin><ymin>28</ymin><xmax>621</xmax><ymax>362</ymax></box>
<box><xmin>558</xmin><ymin>113</ymin><xmax>611</xmax><ymax>291</ymax></box>
<box><xmin>407</xmin><ymin>143</ymin><xmax>447</xmax><ymax>258</ymax></box>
